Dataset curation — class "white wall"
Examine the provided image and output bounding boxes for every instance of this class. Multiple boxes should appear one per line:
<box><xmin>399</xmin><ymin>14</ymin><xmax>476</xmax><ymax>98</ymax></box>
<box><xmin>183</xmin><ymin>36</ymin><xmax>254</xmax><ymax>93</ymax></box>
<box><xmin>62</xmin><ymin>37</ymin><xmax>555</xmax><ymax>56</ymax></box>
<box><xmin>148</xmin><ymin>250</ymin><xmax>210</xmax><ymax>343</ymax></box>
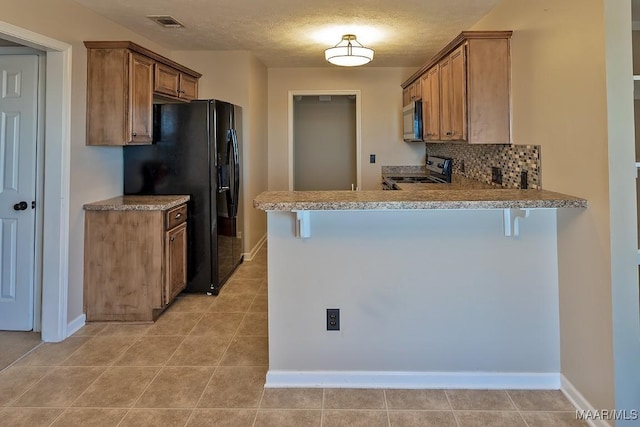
<box><xmin>267</xmin><ymin>208</ymin><xmax>560</xmax><ymax>388</ymax></box>
<box><xmin>171</xmin><ymin>51</ymin><xmax>269</xmax><ymax>256</ymax></box>
<box><xmin>472</xmin><ymin>0</ymin><xmax>640</xmax><ymax>417</ymax></box>
<box><xmin>0</xmin><ymin>0</ymin><xmax>176</xmax><ymax>325</ymax></box>
<box><xmin>268</xmin><ymin>67</ymin><xmax>423</xmax><ymax>190</ymax></box>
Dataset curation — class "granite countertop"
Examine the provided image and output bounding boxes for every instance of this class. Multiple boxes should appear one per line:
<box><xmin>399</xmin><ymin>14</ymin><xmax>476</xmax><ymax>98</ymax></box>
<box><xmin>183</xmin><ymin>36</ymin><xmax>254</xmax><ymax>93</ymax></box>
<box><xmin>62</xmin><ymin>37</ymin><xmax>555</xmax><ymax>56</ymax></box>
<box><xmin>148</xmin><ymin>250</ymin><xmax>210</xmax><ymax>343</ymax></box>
<box><xmin>83</xmin><ymin>195</ymin><xmax>190</xmax><ymax>211</ymax></box>
<box><xmin>254</xmin><ymin>189</ymin><xmax>586</xmax><ymax>211</ymax></box>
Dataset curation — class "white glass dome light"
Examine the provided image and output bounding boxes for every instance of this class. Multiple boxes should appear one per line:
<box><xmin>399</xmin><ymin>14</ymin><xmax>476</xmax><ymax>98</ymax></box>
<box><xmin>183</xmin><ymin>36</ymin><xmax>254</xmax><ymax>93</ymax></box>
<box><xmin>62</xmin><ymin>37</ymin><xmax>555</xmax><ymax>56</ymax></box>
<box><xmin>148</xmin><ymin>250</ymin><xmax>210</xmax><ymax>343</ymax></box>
<box><xmin>325</xmin><ymin>34</ymin><xmax>374</xmax><ymax>67</ymax></box>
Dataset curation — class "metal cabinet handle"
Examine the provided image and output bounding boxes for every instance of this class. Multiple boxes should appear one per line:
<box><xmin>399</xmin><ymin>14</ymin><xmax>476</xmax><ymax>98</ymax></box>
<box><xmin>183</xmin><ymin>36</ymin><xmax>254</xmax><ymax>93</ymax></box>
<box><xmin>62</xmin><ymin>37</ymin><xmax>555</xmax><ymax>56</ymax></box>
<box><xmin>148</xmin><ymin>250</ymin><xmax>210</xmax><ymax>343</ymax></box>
<box><xmin>132</xmin><ymin>132</ymin><xmax>137</xmax><ymax>137</ymax></box>
<box><xmin>175</xmin><ymin>213</ymin><xmax>182</xmax><ymax>219</ymax></box>
<box><xmin>446</xmin><ymin>131</ymin><xmax>453</xmax><ymax>136</ymax></box>
<box><xmin>170</xmin><ymin>236</ymin><xmax>175</xmax><ymax>242</ymax></box>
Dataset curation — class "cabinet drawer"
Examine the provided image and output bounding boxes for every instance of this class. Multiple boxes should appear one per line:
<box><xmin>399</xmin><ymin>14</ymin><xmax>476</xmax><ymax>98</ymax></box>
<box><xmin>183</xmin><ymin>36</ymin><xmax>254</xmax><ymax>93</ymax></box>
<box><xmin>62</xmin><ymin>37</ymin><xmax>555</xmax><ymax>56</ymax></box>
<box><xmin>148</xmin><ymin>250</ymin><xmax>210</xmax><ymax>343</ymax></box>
<box><xmin>165</xmin><ymin>204</ymin><xmax>187</xmax><ymax>229</ymax></box>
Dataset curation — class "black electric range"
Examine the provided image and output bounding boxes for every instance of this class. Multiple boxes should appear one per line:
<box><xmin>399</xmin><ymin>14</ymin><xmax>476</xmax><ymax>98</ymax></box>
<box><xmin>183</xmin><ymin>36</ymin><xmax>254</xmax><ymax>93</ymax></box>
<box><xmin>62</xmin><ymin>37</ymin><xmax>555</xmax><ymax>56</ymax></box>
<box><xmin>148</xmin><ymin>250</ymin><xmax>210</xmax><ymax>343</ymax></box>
<box><xmin>382</xmin><ymin>156</ymin><xmax>453</xmax><ymax>190</ymax></box>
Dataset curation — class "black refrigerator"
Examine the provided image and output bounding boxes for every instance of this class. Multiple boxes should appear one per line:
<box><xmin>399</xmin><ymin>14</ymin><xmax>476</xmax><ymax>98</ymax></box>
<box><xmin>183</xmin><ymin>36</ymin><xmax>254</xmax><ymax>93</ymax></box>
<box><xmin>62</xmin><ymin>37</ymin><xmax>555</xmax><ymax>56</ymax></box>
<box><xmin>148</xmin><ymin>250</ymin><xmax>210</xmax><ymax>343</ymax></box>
<box><xmin>123</xmin><ymin>99</ymin><xmax>242</xmax><ymax>295</ymax></box>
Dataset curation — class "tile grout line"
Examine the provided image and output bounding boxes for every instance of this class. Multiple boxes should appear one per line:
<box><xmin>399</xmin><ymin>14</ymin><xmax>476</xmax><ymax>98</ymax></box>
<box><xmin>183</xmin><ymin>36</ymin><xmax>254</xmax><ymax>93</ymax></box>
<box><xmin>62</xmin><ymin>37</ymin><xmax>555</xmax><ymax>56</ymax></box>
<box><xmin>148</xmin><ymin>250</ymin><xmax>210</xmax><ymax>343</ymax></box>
<box><xmin>123</xmin><ymin>309</ymin><xmax>207</xmax><ymax>424</ymax></box>
<box><xmin>320</xmin><ymin>388</ymin><xmax>326</xmax><ymax>426</ymax></box>
<box><xmin>5</xmin><ymin>331</ymin><xmax>124</xmax><ymax>411</ymax></box>
<box><xmin>444</xmin><ymin>390</ymin><xmax>462</xmax><ymax>427</ymax></box>
<box><xmin>252</xmin><ymin>387</ymin><xmax>266</xmax><ymax>427</ymax></box>
<box><xmin>191</xmin><ymin>284</ymin><xmax>261</xmax><ymax>413</ymax></box>
<box><xmin>382</xmin><ymin>389</ymin><xmax>391</xmax><ymax>427</ymax></box>
<box><xmin>1</xmin><ymin>340</ymin><xmax>44</xmax><ymax>373</ymax></box>
<box><xmin>505</xmin><ymin>390</ymin><xmax>531</xmax><ymax>427</ymax></box>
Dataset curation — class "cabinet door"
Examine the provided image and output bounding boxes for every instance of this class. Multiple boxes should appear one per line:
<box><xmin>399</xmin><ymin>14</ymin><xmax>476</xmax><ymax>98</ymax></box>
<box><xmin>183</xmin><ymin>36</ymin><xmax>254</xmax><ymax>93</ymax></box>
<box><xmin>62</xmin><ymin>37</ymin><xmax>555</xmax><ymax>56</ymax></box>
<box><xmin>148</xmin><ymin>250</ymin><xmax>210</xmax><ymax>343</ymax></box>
<box><xmin>165</xmin><ymin>222</ymin><xmax>187</xmax><ymax>305</ymax></box>
<box><xmin>179</xmin><ymin>74</ymin><xmax>198</xmax><ymax>100</ymax></box>
<box><xmin>449</xmin><ymin>45</ymin><xmax>467</xmax><ymax>141</ymax></box>
<box><xmin>403</xmin><ymin>87</ymin><xmax>411</xmax><ymax>106</ymax></box>
<box><xmin>128</xmin><ymin>53</ymin><xmax>154</xmax><ymax>144</ymax></box>
<box><xmin>439</xmin><ymin>55</ymin><xmax>453</xmax><ymax>140</ymax></box>
<box><xmin>412</xmin><ymin>79</ymin><xmax>422</xmax><ymax>101</ymax></box>
<box><xmin>154</xmin><ymin>62</ymin><xmax>180</xmax><ymax>98</ymax></box>
<box><xmin>423</xmin><ymin>66</ymin><xmax>440</xmax><ymax>140</ymax></box>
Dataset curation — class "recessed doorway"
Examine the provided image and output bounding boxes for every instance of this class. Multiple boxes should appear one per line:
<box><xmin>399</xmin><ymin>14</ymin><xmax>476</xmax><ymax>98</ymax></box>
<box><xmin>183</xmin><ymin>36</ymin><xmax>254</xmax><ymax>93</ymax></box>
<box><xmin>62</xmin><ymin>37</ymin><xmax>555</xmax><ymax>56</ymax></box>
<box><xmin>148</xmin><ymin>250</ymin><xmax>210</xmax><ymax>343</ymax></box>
<box><xmin>288</xmin><ymin>90</ymin><xmax>362</xmax><ymax>191</ymax></box>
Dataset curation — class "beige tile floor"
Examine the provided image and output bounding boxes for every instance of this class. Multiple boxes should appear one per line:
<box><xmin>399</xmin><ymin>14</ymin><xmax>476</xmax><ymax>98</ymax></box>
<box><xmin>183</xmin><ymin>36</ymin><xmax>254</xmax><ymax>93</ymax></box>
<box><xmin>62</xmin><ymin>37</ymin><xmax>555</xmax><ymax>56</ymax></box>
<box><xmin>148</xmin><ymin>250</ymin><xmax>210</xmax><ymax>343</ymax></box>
<box><xmin>0</xmin><ymin>246</ymin><xmax>587</xmax><ymax>426</ymax></box>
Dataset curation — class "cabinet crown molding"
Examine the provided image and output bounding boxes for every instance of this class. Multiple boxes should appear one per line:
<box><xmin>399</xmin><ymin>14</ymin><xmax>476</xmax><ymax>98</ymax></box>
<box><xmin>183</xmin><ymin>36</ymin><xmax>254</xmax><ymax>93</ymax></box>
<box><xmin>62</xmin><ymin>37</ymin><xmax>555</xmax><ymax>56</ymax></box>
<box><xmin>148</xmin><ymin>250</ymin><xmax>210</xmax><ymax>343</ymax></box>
<box><xmin>83</xmin><ymin>40</ymin><xmax>202</xmax><ymax>78</ymax></box>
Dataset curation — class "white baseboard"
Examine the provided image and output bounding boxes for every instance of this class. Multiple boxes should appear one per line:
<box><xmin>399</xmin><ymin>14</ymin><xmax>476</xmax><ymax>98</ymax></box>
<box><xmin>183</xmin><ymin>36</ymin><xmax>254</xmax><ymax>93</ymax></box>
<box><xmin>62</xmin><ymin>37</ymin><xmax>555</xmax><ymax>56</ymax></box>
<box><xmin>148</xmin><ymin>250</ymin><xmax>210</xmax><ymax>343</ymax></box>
<box><xmin>65</xmin><ymin>313</ymin><xmax>86</xmax><ymax>338</ymax></box>
<box><xmin>561</xmin><ymin>375</ymin><xmax>612</xmax><ymax>427</ymax></box>
<box><xmin>265</xmin><ymin>370</ymin><xmax>561</xmax><ymax>390</ymax></box>
<box><xmin>243</xmin><ymin>233</ymin><xmax>267</xmax><ymax>261</ymax></box>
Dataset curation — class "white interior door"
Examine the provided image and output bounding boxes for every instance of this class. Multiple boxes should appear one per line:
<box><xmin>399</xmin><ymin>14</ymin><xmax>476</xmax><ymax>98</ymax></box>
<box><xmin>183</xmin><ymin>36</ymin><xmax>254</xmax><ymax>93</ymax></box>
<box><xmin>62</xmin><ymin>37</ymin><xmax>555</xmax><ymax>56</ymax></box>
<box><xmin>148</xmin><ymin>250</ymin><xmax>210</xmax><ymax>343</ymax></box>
<box><xmin>0</xmin><ymin>55</ymin><xmax>38</xmax><ymax>331</ymax></box>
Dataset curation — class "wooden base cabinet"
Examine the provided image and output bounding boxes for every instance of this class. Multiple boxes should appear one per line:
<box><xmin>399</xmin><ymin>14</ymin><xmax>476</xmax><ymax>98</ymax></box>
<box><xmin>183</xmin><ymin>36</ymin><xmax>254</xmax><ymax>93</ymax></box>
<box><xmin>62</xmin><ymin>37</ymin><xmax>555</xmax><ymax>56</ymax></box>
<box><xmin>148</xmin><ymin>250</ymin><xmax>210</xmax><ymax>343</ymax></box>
<box><xmin>83</xmin><ymin>203</ymin><xmax>188</xmax><ymax>322</ymax></box>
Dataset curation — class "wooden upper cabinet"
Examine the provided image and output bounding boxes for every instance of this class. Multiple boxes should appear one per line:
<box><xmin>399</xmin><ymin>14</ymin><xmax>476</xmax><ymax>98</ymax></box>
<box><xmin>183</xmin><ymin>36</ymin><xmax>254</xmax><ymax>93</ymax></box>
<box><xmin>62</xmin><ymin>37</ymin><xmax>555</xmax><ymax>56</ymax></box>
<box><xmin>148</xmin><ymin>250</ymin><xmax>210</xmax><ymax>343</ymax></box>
<box><xmin>444</xmin><ymin>44</ymin><xmax>467</xmax><ymax>141</ymax></box>
<box><xmin>401</xmin><ymin>31</ymin><xmax>512</xmax><ymax>144</ymax></box>
<box><xmin>403</xmin><ymin>87</ymin><xmax>412</xmax><ymax>106</ymax></box>
<box><xmin>84</xmin><ymin>41</ymin><xmax>201</xmax><ymax>146</ymax></box>
<box><xmin>403</xmin><ymin>80</ymin><xmax>422</xmax><ymax>106</ymax></box>
<box><xmin>422</xmin><ymin>66</ymin><xmax>440</xmax><ymax>141</ymax></box>
<box><xmin>129</xmin><ymin>53</ymin><xmax>154</xmax><ymax>144</ymax></box>
<box><xmin>154</xmin><ymin>62</ymin><xmax>199</xmax><ymax>101</ymax></box>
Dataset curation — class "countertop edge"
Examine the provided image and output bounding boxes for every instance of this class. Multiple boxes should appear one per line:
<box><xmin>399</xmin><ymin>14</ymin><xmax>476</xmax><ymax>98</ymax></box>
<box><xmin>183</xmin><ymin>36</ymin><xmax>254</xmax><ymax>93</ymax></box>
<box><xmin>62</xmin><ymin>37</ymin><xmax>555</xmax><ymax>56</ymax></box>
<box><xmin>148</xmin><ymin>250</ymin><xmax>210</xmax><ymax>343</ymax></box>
<box><xmin>83</xmin><ymin>195</ymin><xmax>190</xmax><ymax>211</ymax></box>
<box><xmin>253</xmin><ymin>190</ymin><xmax>587</xmax><ymax>212</ymax></box>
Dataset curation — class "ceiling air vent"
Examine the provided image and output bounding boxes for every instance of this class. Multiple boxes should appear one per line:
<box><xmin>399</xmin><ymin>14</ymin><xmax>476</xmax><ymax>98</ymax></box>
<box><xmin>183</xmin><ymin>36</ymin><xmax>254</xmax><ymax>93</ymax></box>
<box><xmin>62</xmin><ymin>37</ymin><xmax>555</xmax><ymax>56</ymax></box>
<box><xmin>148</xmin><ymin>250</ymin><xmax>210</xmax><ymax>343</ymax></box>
<box><xmin>147</xmin><ymin>15</ymin><xmax>184</xmax><ymax>28</ymax></box>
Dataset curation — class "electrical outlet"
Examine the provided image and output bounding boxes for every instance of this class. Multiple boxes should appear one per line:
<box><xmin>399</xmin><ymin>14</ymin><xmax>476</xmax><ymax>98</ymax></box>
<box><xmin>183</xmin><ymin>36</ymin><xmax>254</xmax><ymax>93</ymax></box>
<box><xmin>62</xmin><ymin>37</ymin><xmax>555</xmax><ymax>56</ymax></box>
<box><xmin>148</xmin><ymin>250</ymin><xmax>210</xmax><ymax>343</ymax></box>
<box><xmin>369</xmin><ymin>154</ymin><xmax>376</xmax><ymax>164</ymax></box>
<box><xmin>326</xmin><ymin>309</ymin><xmax>340</xmax><ymax>331</ymax></box>
<box><xmin>491</xmin><ymin>166</ymin><xmax>503</xmax><ymax>185</ymax></box>
<box><xmin>520</xmin><ymin>171</ymin><xmax>528</xmax><ymax>189</ymax></box>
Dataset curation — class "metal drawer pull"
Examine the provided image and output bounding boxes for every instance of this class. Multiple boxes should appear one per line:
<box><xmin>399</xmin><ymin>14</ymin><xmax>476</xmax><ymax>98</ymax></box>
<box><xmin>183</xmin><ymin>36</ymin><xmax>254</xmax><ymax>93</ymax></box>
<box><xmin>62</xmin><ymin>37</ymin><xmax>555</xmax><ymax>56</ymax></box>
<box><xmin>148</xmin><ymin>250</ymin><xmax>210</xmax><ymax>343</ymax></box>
<box><xmin>175</xmin><ymin>213</ymin><xmax>182</xmax><ymax>219</ymax></box>
<box><xmin>170</xmin><ymin>236</ymin><xmax>175</xmax><ymax>242</ymax></box>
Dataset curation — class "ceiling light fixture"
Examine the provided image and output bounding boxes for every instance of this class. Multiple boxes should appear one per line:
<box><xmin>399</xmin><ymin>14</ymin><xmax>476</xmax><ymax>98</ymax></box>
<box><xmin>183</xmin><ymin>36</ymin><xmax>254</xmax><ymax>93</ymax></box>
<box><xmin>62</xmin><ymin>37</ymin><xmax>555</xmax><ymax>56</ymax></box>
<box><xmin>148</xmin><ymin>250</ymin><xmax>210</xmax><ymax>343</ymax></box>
<box><xmin>325</xmin><ymin>34</ymin><xmax>374</xmax><ymax>67</ymax></box>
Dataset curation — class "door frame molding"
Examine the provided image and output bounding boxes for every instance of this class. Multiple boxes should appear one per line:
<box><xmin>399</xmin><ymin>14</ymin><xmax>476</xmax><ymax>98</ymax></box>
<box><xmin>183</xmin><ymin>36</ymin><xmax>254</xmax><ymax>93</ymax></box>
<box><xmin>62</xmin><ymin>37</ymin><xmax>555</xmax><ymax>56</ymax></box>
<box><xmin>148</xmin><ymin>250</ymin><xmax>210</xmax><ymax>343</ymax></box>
<box><xmin>0</xmin><ymin>20</ymin><xmax>72</xmax><ymax>342</ymax></box>
<box><xmin>287</xmin><ymin>90</ymin><xmax>362</xmax><ymax>191</ymax></box>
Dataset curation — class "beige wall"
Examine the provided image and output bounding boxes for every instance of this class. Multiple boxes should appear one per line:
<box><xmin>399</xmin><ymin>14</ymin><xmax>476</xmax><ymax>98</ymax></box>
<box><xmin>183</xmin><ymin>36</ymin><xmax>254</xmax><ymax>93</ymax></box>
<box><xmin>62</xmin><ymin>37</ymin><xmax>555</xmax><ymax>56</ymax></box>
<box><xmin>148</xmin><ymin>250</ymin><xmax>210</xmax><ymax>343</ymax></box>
<box><xmin>473</xmin><ymin>0</ymin><xmax>640</xmax><ymax>414</ymax></box>
<box><xmin>0</xmin><ymin>0</ymin><xmax>174</xmax><ymax>323</ymax></box>
<box><xmin>268</xmin><ymin>67</ymin><xmax>422</xmax><ymax>190</ymax></box>
<box><xmin>172</xmin><ymin>51</ymin><xmax>268</xmax><ymax>255</ymax></box>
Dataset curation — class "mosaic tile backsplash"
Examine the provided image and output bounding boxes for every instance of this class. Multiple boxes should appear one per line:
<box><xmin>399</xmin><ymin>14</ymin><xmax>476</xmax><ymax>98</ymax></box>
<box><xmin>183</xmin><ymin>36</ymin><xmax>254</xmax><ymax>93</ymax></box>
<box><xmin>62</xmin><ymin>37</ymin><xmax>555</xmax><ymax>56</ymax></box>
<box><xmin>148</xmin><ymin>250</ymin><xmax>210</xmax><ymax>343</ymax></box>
<box><xmin>425</xmin><ymin>143</ymin><xmax>542</xmax><ymax>189</ymax></box>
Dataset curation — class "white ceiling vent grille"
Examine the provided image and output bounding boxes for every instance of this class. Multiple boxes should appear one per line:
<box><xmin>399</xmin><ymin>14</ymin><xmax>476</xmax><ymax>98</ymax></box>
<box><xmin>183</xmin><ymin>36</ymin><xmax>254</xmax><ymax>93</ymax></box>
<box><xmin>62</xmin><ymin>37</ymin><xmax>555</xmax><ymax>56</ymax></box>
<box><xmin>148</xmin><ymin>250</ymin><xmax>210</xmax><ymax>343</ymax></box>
<box><xmin>147</xmin><ymin>15</ymin><xmax>184</xmax><ymax>28</ymax></box>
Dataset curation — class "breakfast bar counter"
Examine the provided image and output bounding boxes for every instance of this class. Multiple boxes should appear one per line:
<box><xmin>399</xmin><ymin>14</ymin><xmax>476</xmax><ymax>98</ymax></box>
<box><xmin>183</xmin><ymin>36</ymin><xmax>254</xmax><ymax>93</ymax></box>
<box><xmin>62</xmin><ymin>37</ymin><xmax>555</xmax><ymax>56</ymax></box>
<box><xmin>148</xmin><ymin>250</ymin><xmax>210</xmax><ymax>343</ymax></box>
<box><xmin>253</xmin><ymin>188</ymin><xmax>586</xmax><ymax>211</ymax></box>
<box><xmin>255</xmin><ymin>188</ymin><xmax>586</xmax><ymax>391</ymax></box>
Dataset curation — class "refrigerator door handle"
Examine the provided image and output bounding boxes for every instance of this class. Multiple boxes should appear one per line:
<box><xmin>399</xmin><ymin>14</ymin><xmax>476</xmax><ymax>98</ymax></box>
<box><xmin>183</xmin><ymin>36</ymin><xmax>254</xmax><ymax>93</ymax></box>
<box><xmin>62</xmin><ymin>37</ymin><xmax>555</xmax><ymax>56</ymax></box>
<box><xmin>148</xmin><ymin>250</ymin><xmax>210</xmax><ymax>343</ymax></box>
<box><xmin>224</xmin><ymin>129</ymin><xmax>235</xmax><ymax>218</ymax></box>
<box><xmin>231</xmin><ymin>129</ymin><xmax>240</xmax><ymax>218</ymax></box>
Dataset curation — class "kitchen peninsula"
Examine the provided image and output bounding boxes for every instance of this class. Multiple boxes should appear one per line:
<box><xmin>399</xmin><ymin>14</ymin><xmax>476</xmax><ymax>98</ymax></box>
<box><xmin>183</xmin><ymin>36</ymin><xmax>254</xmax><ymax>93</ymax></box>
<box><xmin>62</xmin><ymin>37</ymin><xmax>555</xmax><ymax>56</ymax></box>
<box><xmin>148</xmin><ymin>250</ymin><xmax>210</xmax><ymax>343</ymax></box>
<box><xmin>254</xmin><ymin>189</ymin><xmax>586</xmax><ymax>390</ymax></box>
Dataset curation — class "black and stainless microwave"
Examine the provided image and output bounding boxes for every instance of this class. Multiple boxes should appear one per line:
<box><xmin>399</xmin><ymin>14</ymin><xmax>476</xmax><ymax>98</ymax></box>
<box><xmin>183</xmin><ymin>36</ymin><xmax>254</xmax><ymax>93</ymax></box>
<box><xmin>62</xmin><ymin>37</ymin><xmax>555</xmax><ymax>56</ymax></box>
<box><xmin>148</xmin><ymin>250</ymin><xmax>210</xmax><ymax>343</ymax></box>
<box><xmin>403</xmin><ymin>100</ymin><xmax>423</xmax><ymax>142</ymax></box>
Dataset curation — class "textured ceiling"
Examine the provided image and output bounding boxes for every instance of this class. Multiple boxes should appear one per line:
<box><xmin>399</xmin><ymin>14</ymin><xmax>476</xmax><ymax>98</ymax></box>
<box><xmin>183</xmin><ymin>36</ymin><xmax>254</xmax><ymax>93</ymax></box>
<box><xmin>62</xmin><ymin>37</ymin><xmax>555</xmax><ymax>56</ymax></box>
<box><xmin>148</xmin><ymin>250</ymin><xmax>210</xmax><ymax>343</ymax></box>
<box><xmin>72</xmin><ymin>0</ymin><xmax>503</xmax><ymax>67</ymax></box>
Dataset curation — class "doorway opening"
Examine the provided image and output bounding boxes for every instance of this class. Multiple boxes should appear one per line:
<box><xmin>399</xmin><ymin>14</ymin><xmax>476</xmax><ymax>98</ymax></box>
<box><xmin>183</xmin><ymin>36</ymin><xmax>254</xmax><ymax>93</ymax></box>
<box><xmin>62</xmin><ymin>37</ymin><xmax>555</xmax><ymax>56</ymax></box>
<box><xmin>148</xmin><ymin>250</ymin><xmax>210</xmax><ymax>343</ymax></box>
<box><xmin>288</xmin><ymin>90</ymin><xmax>362</xmax><ymax>191</ymax></box>
<box><xmin>0</xmin><ymin>20</ymin><xmax>72</xmax><ymax>343</ymax></box>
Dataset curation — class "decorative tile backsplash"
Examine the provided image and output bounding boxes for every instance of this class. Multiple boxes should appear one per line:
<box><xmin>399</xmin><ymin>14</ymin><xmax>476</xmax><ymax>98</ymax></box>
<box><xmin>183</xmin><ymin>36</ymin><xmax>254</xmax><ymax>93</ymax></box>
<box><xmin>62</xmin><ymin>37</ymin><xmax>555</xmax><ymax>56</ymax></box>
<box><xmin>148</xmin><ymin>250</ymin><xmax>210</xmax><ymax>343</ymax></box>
<box><xmin>425</xmin><ymin>143</ymin><xmax>542</xmax><ymax>189</ymax></box>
